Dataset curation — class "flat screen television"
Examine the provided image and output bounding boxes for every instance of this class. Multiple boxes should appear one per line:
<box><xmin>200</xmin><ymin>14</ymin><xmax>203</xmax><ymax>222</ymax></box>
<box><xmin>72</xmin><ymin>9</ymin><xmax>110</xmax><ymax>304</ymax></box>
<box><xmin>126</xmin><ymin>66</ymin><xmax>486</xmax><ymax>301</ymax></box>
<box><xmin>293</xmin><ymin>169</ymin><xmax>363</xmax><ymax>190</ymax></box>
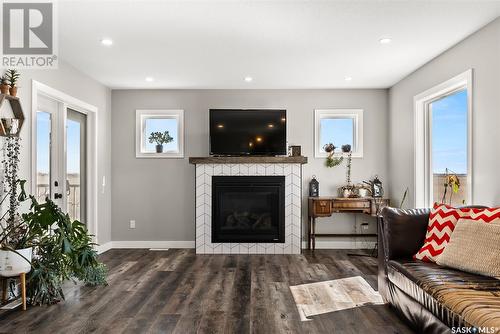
<box><xmin>210</xmin><ymin>109</ymin><xmax>287</xmax><ymax>156</ymax></box>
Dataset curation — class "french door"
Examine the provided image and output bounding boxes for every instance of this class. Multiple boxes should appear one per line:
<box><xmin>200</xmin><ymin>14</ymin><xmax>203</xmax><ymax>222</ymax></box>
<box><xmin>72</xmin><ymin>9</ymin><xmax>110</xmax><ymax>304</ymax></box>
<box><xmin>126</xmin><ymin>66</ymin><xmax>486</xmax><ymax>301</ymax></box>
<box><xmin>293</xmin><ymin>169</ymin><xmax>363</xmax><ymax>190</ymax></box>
<box><xmin>35</xmin><ymin>94</ymin><xmax>87</xmax><ymax>224</ymax></box>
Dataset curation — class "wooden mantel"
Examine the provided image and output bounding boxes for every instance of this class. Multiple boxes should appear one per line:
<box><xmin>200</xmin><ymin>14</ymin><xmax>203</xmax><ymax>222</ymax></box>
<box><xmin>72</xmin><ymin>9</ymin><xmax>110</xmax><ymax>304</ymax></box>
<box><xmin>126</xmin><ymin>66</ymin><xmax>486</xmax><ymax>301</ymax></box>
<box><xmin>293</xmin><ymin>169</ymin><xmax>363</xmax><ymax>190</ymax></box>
<box><xmin>189</xmin><ymin>156</ymin><xmax>308</xmax><ymax>164</ymax></box>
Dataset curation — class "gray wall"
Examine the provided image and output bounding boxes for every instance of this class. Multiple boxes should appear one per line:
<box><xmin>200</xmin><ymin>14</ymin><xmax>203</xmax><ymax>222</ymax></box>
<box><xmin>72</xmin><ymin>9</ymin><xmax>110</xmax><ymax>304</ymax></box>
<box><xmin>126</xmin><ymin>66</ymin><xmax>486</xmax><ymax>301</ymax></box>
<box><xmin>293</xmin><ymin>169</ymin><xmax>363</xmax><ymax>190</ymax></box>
<box><xmin>111</xmin><ymin>89</ymin><xmax>388</xmax><ymax>243</ymax></box>
<box><xmin>388</xmin><ymin>18</ymin><xmax>500</xmax><ymax>208</ymax></box>
<box><xmin>2</xmin><ymin>60</ymin><xmax>113</xmax><ymax>244</ymax></box>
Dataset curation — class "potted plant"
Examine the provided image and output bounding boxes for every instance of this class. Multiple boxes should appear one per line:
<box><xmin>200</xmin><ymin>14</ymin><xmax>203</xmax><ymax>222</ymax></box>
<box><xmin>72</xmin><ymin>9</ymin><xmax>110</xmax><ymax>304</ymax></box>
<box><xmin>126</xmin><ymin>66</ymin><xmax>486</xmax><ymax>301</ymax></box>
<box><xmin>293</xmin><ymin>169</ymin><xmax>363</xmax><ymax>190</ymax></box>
<box><xmin>338</xmin><ymin>144</ymin><xmax>356</xmax><ymax>197</ymax></box>
<box><xmin>148</xmin><ymin>131</ymin><xmax>173</xmax><ymax>153</ymax></box>
<box><xmin>0</xmin><ymin>76</ymin><xmax>9</xmax><ymax>95</ymax></box>
<box><xmin>5</xmin><ymin>69</ymin><xmax>20</xmax><ymax>97</ymax></box>
<box><xmin>23</xmin><ymin>196</ymin><xmax>108</xmax><ymax>305</ymax></box>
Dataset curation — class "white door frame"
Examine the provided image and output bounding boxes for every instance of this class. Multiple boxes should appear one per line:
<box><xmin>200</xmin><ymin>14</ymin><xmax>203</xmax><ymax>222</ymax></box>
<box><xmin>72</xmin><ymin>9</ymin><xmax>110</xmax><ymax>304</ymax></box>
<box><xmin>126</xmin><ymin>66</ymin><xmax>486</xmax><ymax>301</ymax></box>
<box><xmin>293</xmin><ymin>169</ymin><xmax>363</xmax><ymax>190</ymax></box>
<box><xmin>31</xmin><ymin>80</ymin><xmax>99</xmax><ymax>242</ymax></box>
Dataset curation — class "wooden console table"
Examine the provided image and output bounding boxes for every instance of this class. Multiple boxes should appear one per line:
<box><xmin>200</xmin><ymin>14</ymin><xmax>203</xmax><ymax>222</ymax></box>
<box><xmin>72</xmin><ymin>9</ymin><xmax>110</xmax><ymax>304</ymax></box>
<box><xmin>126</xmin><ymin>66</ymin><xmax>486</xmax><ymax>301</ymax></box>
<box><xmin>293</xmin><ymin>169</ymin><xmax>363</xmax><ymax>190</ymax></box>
<box><xmin>307</xmin><ymin>197</ymin><xmax>390</xmax><ymax>250</ymax></box>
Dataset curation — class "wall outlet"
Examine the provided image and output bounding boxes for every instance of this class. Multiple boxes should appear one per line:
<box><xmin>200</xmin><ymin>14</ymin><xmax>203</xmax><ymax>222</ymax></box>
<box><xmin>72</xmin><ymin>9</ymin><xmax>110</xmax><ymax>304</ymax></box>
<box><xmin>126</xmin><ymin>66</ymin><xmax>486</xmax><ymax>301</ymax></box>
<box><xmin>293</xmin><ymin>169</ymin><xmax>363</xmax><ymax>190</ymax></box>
<box><xmin>129</xmin><ymin>220</ymin><xmax>136</xmax><ymax>229</ymax></box>
<box><xmin>361</xmin><ymin>222</ymin><xmax>369</xmax><ymax>231</ymax></box>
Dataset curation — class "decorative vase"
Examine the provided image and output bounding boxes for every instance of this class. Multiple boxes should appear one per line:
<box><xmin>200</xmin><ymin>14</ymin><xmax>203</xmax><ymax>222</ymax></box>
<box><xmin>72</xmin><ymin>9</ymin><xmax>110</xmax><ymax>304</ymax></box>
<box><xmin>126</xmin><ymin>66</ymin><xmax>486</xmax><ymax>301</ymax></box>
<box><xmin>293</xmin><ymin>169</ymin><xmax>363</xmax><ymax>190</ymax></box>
<box><xmin>9</xmin><ymin>86</ymin><xmax>17</xmax><ymax>97</ymax></box>
<box><xmin>0</xmin><ymin>84</ymin><xmax>9</xmax><ymax>95</ymax></box>
<box><xmin>0</xmin><ymin>248</ymin><xmax>32</xmax><ymax>276</ymax></box>
<box><xmin>155</xmin><ymin>144</ymin><xmax>163</xmax><ymax>153</ymax></box>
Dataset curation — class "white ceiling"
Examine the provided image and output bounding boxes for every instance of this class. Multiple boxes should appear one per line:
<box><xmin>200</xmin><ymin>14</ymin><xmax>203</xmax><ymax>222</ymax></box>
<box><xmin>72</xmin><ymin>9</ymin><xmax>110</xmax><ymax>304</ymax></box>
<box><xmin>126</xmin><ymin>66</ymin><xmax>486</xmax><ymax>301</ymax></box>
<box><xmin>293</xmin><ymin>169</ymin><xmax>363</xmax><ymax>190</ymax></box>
<box><xmin>58</xmin><ymin>0</ymin><xmax>500</xmax><ymax>89</ymax></box>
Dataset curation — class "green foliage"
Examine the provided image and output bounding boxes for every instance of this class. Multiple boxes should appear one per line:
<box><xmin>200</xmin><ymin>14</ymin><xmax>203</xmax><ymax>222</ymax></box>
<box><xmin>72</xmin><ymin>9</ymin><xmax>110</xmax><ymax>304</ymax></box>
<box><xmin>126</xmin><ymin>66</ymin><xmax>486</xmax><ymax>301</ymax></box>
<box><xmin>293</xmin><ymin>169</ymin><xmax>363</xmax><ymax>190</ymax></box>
<box><xmin>5</xmin><ymin>69</ymin><xmax>20</xmax><ymax>87</ymax></box>
<box><xmin>21</xmin><ymin>197</ymin><xmax>108</xmax><ymax>305</ymax></box>
<box><xmin>76</xmin><ymin>263</ymin><xmax>108</xmax><ymax>287</ymax></box>
<box><xmin>148</xmin><ymin>131</ymin><xmax>173</xmax><ymax>146</ymax></box>
<box><xmin>325</xmin><ymin>155</ymin><xmax>343</xmax><ymax>168</ymax></box>
<box><xmin>0</xmin><ymin>76</ymin><xmax>8</xmax><ymax>85</ymax></box>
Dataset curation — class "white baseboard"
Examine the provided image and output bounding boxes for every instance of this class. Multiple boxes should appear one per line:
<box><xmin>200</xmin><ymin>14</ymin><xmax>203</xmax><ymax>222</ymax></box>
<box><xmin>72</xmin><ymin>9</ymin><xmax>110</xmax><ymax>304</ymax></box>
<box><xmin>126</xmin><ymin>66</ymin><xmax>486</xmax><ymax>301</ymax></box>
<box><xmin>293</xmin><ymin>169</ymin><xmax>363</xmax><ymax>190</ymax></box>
<box><xmin>96</xmin><ymin>242</ymin><xmax>113</xmax><ymax>254</ymax></box>
<box><xmin>106</xmin><ymin>240</ymin><xmax>195</xmax><ymax>249</ymax></box>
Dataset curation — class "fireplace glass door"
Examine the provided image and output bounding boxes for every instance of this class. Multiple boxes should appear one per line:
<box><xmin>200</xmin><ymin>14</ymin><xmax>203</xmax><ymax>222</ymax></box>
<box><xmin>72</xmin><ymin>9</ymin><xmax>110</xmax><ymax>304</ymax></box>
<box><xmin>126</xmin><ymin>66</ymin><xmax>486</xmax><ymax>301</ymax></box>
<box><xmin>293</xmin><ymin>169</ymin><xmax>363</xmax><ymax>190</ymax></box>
<box><xmin>212</xmin><ymin>176</ymin><xmax>285</xmax><ymax>243</ymax></box>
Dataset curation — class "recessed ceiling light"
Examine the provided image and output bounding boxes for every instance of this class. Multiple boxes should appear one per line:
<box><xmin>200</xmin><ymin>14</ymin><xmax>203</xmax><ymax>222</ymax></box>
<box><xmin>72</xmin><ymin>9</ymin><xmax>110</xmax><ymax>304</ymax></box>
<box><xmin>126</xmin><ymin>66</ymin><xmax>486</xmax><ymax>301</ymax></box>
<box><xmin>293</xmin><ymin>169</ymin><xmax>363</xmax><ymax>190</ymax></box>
<box><xmin>101</xmin><ymin>38</ymin><xmax>113</xmax><ymax>46</ymax></box>
<box><xmin>145</xmin><ymin>77</ymin><xmax>154</xmax><ymax>82</ymax></box>
<box><xmin>379</xmin><ymin>37</ymin><xmax>392</xmax><ymax>44</ymax></box>
<box><xmin>344</xmin><ymin>76</ymin><xmax>353</xmax><ymax>81</ymax></box>
<box><xmin>244</xmin><ymin>76</ymin><xmax>253</xmax><ymax>82</ymax></box>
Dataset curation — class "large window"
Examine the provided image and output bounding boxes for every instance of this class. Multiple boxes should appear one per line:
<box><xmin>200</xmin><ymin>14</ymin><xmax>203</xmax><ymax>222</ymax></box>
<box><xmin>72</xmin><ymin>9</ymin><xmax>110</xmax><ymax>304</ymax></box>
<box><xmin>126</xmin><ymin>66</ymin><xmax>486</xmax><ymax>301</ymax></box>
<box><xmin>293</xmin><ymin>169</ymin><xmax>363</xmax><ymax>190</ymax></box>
<box><xmin>314</xmin><ymin>109</ymin><xmax>363</xmax><ymax>158</ymax></box>
<box><xmin>136</xmin><ymin>109</ymin><xmax>184</xmax><ymax>158</ymax></box>
<box><xmin>414</xmin><ymin>70</ymin><xmax>472</xmax><ymax>207</ymax></box>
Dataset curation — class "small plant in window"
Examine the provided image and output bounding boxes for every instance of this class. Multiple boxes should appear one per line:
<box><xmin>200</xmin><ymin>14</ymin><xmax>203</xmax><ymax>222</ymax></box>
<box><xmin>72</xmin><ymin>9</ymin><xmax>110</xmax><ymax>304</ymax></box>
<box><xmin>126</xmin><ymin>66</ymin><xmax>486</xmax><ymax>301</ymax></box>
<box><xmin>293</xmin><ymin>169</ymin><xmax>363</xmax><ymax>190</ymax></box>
<box><xmin>441</xmin><ymin>168</ymin><xmax>461</xmax><ymax>205</ymax></box>
<box><xmin>148</xmin><ymin>131</ymin><xmax>173</xmax><ymax>153</ymax></box>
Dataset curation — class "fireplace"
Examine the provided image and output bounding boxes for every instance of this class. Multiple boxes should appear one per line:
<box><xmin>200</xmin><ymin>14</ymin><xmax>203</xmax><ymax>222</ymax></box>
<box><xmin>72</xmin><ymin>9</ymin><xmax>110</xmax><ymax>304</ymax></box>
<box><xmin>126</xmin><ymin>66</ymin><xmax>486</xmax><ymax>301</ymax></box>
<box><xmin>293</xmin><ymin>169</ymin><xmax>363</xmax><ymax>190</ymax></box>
<box><xmin>212</xmin><ymin>176</ymin><xmax>285</xmax><ymax>243</ymax></box>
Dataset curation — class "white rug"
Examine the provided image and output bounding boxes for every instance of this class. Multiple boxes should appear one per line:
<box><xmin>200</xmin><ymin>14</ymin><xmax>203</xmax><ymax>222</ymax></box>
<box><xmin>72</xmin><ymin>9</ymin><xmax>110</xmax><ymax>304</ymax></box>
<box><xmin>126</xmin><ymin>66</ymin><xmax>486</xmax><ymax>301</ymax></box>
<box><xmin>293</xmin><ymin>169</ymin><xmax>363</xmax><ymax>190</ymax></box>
<box><xmin>289</xmin><ymin>276</ymin><xmax>384</xmax><ymax>321</ymax></box>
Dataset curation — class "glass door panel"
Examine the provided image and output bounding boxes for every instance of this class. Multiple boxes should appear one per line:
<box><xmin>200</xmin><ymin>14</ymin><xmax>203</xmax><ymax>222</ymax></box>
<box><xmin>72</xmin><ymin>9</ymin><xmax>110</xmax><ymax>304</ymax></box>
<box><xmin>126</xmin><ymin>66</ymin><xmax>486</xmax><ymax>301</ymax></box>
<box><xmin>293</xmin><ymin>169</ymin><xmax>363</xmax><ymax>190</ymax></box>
<box><xmin>66</xmin><ymin>109</ymin><xmax>87</xmax><ymax>224</ymax></box>
<box><xmin>36</xmin><ymin>111</ymin><xmax>52</xmax><ymax>203</ymax></box>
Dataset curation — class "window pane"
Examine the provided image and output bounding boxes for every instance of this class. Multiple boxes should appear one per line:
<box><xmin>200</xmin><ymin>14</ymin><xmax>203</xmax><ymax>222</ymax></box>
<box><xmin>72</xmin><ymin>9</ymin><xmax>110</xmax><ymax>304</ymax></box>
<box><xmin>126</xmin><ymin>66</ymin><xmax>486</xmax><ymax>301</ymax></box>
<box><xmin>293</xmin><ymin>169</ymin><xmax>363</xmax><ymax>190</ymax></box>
<box><xmin>36</xmin><ymin>111</ymin><xmax>51</xmax><ymax>203</ymax></box>
<box><xmin>431</xmin><ymin>89</ymin><xmax>468</xmax><ymax>205</ymax></box>
<box><xmin>66</xmin><ymin>109</ymin><xmax>86</xmax><ymax>224</ymax></box>
<box><xmin>143</xmin><ymin>118</ymin><xmax>178</xmax><ymax>152</ymax></box>
<box><xmin>320</xmin><ymin>118</ymin><xmax>354</xmax><ymax>153</ymax></box>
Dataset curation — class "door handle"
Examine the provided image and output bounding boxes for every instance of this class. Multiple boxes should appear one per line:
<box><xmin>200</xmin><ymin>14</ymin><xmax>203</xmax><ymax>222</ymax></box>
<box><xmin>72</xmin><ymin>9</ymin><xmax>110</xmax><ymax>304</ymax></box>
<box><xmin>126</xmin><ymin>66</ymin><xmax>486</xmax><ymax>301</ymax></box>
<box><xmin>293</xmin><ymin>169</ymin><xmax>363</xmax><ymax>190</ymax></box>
<box><xmin>54</xmin><ymin>193</ymin><xmax>63</xmax><ymax>199</ymax></box>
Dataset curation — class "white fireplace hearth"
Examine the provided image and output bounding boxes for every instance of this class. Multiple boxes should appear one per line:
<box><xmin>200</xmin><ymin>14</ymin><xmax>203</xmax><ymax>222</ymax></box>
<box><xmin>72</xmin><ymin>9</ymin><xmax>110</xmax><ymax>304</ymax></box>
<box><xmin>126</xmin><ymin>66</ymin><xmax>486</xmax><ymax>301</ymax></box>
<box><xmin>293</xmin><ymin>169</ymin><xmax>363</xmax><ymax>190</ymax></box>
<box><xmin>189</xmin><ymin>156</ymin><xmax>307</xmax><ymax>254</ymax></box>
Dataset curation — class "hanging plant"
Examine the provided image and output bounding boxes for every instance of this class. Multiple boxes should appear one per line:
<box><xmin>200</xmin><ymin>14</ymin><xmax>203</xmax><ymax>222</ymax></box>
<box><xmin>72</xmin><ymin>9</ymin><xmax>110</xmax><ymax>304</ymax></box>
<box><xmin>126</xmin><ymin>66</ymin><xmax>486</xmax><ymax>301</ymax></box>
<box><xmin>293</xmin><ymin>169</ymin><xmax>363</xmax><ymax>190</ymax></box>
<box><xmin>324</xmin><ymin>143</ymin><xmax>344</xmax><ymax>168</ymax></box>
<box><xmin>2</xmin><ymin>136</ymin><xmax>22</xmax><ymax>226</ymax></box>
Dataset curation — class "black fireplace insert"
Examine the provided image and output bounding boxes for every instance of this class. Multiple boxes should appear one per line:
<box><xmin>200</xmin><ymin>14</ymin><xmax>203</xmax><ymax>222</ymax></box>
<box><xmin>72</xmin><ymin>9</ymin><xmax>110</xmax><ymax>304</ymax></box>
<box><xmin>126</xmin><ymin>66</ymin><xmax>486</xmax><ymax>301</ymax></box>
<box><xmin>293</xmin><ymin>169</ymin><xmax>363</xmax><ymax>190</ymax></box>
<box><xmin>212</xmin><ymin>176</ymin><xmax>285</xmax><ymax>243</ymax></box>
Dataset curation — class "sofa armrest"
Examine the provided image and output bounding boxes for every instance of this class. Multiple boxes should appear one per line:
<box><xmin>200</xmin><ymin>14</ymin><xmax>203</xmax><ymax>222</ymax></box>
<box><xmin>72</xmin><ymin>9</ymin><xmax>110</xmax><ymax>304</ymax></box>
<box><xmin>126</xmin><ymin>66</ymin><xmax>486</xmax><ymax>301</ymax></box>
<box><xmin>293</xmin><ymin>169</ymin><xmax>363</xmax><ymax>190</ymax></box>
<box><xmin>380</xmin><ymin>207</ymin><xmax>431</xmax><ymax>261</ymax></box>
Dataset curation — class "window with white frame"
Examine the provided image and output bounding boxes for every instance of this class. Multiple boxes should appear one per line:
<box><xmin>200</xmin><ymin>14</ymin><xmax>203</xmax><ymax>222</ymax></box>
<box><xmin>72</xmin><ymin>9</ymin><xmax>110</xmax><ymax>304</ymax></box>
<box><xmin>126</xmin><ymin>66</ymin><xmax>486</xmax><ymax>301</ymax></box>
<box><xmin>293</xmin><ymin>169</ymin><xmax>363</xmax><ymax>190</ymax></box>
<box><xmin>314</xmin><ymin>109</ymin><xmax>363</xmax><ymax>158</ymax></box>
<box><xmin>414</xmin><ymin>70</ymin><xmax>472</xmax><ymax>207</ymax></box>
<box><xmin>136</xmin><ymin>109</ymin><xmax>184</xmax><ymax>158</ymax></box>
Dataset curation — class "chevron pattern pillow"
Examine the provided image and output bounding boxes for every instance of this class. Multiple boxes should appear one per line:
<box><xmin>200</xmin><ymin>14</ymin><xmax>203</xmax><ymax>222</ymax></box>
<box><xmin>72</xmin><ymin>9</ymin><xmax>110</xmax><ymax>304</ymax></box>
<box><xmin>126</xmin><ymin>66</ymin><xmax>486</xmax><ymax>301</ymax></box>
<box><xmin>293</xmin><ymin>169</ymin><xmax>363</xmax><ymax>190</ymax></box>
<box><xmin>414</xmin><ymin>203</ymin><xmax>464</xmax><ymax>262</ymax></box>
<box><xmin>459</xmin><ymin>207</ymin><xmax>500</xmax><ymax>224</ymax></box>
<box><xmin>414</xmin><ymin>203</ymin><xmax>500</xmax><ymax>262</ymax></box>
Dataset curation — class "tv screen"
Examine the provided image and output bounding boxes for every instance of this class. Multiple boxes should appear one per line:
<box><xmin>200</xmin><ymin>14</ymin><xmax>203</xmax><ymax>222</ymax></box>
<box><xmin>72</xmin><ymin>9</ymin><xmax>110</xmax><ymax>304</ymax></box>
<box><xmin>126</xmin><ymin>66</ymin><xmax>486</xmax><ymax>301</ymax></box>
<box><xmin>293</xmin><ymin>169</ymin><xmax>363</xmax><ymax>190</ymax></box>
<box><xmin>210</xmin><ymin>109</ymin><xmax>287</xmax><ymax>156</ymax></box>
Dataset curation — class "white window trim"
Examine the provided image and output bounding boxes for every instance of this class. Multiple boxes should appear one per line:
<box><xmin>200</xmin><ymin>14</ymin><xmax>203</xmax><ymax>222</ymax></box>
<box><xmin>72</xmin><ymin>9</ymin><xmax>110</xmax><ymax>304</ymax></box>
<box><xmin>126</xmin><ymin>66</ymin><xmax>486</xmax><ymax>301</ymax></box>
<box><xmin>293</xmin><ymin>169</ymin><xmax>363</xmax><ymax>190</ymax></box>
<box><xmin>314</xmin><ymin>109</ymin><xmax>364</xmax><ymax>158</ymax></box>
<box><xmin>136</xmin><ymin>109</ymin><xmax>184</xmax><ymax>158</ymax></box>
<box><xmin>413</xmin><ymin>69</ymin><xmax>473</xmax><ymax>208</ymax></box>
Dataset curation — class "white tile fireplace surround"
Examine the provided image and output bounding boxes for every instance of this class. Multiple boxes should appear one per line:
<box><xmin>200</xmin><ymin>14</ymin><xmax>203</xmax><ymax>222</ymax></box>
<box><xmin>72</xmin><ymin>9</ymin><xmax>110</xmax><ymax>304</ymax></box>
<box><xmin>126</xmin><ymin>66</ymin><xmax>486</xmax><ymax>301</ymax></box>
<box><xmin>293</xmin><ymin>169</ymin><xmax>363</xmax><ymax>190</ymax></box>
<box><xmin>190</xmin><ymin>157</ymin><xmax>307</xmax><ymax>254</ymax></box>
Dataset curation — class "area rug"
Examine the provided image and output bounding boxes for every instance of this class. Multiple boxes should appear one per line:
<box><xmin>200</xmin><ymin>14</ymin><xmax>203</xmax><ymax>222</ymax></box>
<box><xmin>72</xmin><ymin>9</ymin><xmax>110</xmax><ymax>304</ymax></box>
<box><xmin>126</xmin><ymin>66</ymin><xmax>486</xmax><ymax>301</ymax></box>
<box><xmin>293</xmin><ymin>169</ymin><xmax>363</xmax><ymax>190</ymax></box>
<box><xmin>289</xmin><ymin>276</ymin><xmax>384</xmax><ymax>321</ymax></box>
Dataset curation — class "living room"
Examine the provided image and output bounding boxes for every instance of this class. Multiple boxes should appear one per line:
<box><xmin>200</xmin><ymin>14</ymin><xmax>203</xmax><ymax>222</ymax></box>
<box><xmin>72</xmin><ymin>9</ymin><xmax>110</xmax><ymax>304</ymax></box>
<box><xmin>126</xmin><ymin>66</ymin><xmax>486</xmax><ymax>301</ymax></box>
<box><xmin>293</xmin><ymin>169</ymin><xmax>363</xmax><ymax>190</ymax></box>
<box><xmin>0</xmin><ymin>1</ymin><xmax>499</xmax><ymax>333</ymax></box>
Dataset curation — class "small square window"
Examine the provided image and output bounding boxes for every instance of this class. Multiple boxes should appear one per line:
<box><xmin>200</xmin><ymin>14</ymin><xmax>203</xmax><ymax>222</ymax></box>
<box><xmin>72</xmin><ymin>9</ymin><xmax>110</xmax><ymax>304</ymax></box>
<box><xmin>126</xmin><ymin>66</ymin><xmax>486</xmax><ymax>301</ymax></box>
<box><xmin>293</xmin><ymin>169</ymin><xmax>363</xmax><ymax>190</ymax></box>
<box><xmin>136</xmin><ymin>110</ymin><xmax>184</xmax><ymax>158</ymax></box>
<box><xmin>314</xmin><ymin>109</ymin><xmax>363</xmax><ymax>158</ymax></box>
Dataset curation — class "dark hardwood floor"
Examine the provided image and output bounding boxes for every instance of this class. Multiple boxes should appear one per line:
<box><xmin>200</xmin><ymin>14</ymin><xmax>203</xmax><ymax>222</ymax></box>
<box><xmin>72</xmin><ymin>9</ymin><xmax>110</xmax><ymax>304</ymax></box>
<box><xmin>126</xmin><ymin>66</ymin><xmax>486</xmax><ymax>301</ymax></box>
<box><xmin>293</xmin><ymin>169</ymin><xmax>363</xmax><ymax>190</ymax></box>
<box><xmin>0</xmin><ymin>249</ymin><xmax>413</xmax><ymax>334</ymax></box>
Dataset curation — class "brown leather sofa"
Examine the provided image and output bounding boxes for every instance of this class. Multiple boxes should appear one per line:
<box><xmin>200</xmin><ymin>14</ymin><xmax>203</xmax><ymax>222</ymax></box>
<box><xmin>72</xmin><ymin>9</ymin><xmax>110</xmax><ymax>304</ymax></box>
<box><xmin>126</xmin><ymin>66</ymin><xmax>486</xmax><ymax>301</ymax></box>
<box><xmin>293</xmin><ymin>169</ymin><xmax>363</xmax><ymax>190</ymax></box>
<box><xmin>378</xmin><ymin>207</ymin><xmax>500</xmax><ymax>334</ymax></box>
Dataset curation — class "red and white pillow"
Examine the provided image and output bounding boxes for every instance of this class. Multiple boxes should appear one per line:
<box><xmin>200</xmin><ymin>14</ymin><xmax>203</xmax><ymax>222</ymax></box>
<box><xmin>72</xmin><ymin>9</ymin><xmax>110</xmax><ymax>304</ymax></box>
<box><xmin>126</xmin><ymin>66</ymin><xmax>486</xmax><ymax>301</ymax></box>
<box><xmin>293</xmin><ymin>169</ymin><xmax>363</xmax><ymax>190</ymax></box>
<box><xmin>414</xmin><ymin>203</ymin><xmax>500</xmax><ymax>262</ymax></box>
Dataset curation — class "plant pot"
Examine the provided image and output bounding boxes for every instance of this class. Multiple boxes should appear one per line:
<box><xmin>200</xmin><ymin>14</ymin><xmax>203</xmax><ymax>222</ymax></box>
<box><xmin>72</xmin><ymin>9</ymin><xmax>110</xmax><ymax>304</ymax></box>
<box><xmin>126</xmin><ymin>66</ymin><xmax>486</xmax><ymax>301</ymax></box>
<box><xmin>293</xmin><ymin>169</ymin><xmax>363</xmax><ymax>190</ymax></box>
<box><xmin>9</xmin><ymin>86</ymin><xmax>17</xmax><ymax>97</ymax></box>
<box><xmin>0</xmin><ymin>248</ymin><xmax>32</xmax><ymax>276</ymax></box>
<box><xmin>338</xmin><ymin>186</ymin><xmax>358</xmax><ymax>198</ymax></box>
<box><xmin>155</xmin><ymin>144</ymin><xmax>163</xmax><ymax>153</ymax></box>
<box><xmin>0</xmin><ymin>84</ymin><xmax>9</xmax><ymax>95</ymax></box>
